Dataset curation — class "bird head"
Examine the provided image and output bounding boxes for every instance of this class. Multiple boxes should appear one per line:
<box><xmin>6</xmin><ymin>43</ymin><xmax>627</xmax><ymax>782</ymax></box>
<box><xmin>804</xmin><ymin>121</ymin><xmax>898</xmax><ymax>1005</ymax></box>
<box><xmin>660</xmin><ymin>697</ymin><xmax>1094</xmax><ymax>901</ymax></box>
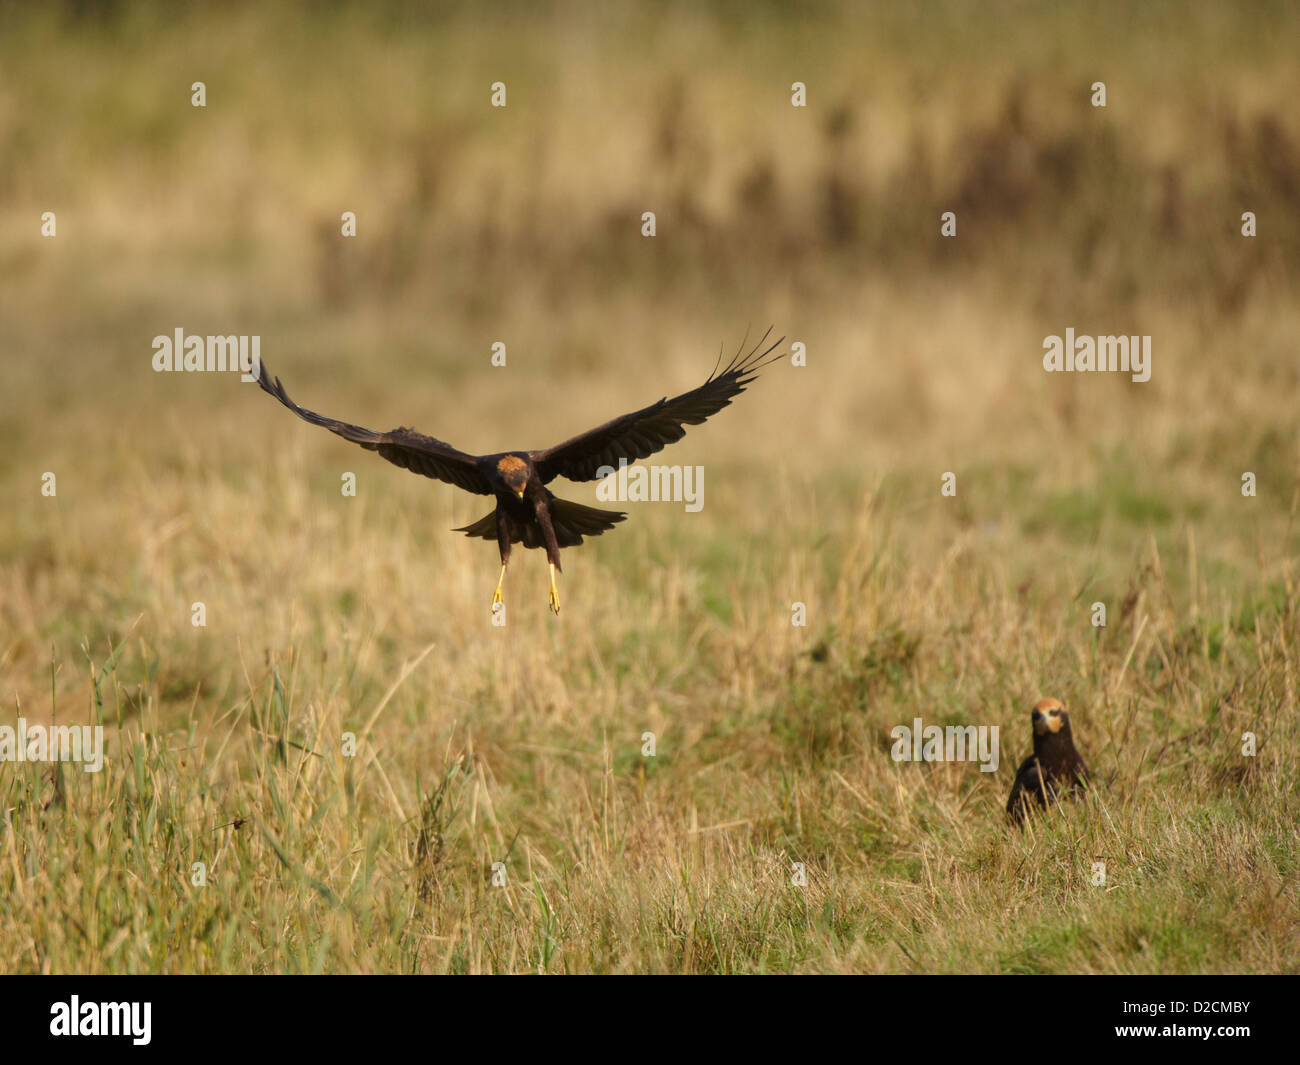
<box><xmin>496</xmin><ymin>455</ymin><xmax>529</xmax><ymax>498</ymax></box>
<box><xmin>1031</xmin><ymin>697</ymin><xmax>1069</xmax><ymax>736</ymax></box>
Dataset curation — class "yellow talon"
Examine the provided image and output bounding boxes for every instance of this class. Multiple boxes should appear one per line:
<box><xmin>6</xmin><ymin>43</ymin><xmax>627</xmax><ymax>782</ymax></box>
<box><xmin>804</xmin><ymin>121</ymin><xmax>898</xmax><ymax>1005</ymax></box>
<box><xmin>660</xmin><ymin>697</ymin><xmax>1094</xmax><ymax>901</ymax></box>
<box><xmin>548</xmin><ymin>562</ymin><xmax>560</xmax><ymax>615</ymax></box>
<box><xmin>492</xmin><ymin>564</ymin><xmax>506</xmax><ymax>609</ymax></box>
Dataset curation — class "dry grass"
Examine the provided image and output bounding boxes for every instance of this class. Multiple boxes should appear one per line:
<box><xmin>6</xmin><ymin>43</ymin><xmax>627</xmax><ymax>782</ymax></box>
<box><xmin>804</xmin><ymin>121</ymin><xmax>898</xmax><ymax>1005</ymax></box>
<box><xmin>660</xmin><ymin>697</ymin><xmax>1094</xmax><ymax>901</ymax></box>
<box><xmin>0</xmin><ymin>1</ymin><xmax>1297</xmax><ymax>973</ymax></box>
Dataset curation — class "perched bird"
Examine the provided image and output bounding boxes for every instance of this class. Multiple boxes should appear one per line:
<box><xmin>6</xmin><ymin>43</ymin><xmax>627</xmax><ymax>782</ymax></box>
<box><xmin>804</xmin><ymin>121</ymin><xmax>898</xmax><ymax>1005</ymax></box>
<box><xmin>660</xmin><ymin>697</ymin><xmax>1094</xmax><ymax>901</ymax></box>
<box><xmin>253</xmin><ymin>330</ymin><xmax>784</xmax><ymax>614</ymax></box>
<box><xmin>1006</xmin><ymin>697</ymin><xmax>1089</xmax><ymax>823</ymax></box>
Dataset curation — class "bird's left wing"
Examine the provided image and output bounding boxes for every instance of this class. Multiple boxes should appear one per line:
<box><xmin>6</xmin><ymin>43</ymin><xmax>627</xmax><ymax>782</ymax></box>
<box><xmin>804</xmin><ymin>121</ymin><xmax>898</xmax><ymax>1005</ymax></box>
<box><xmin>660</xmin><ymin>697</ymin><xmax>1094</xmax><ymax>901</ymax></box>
<box><xmin>255</xmin><ymin>361</ymin><xmax>493</xmax><ymax>495</ymax></box>
<box><xmin>532</xmin><ymin>329</ymin><xmax>785</xmax><ymax>484</ymax></box>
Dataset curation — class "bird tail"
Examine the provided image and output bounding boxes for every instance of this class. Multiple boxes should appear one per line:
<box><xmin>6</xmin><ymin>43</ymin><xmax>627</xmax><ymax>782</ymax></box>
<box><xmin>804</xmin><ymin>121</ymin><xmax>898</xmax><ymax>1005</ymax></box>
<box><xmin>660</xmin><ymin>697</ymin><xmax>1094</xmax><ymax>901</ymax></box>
<box><xmin>453</xmin><ymin>511</ymin><xmax>498</xmax><ymax>539</ymax></box>
<box><xmin>545</xmin><ymin>498</ymin><xmax>626</xmax><ymax>548</ymax></box>
<box><xmin>452</xmin><ymin>499</ymin><xmax>626</xmax><ymax>551</ymax></box>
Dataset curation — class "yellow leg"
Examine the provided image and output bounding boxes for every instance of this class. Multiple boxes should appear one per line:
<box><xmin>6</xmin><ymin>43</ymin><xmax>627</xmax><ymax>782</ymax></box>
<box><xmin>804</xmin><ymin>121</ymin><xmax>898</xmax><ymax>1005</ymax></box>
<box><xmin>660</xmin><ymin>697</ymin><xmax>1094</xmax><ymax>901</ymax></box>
<box><xmin>492</xmin><ymin>563</ymin><xmax>507</xmax><ymax>609</ymax></box>
<box><xmin>548</xmin><ymin>562</ymin><xmax>560</xmax><ymax>615</ymax></box>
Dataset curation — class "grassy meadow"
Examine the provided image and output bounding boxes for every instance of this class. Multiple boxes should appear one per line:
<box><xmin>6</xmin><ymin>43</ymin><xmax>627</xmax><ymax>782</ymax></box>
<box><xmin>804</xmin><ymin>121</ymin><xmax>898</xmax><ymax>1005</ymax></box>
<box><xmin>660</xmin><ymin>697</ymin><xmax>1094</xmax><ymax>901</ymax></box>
<box><xmin>0</xmin><ymin>1</ymin><xmax>1298</xmax><ymax>973</ymax></box>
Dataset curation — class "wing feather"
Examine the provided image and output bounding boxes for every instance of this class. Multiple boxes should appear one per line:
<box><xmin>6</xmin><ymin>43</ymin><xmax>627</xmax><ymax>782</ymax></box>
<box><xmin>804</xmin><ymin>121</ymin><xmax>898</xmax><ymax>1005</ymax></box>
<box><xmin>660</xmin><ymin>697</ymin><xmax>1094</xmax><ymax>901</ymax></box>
<box><xmin>532</xmin><ymin>329</ymin><xmax>785</xmax><ymax>484</ymax></box>
<box><xmin>254</xmin><ymin>360</ymin><xmax>491</xmax><ymax>495</ymax></box>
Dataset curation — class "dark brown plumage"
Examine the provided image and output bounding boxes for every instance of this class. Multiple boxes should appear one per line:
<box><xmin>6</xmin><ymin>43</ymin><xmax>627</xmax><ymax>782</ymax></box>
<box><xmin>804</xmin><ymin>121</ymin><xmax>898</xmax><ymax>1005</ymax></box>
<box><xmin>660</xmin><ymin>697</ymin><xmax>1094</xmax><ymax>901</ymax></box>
<box><xmin>253</xmin><ymin>330</ymin><xmax>784</xmax><ymax>614</ymax></box>
<box><xmin>1006</xmin><ymin>697</ymin><xmax>1090</xmax><ymax>823</ymax></box>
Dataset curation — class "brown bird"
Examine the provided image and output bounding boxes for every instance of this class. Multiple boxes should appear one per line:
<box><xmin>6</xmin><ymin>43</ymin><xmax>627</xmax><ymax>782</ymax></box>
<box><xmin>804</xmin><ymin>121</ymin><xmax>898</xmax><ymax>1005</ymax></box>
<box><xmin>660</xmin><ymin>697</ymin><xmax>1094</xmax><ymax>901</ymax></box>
<box><xmin>253</xmin><ymin>330</ymin><xmax>784</xmax><ymax>615</ymax></box>
<box><xmin>1006</xmin><ymin>697</ymin><xmax>1089</xmax><ymax>823</ymax></box>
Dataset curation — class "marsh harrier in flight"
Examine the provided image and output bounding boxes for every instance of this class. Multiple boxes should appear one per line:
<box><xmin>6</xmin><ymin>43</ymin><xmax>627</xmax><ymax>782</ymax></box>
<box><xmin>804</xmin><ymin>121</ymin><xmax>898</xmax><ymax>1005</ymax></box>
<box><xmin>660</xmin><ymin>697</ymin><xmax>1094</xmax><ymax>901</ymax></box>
<box><xmin>254</xmin><ymin>331</ymin><xmax>784</xmax><ymax>614</ymax></box>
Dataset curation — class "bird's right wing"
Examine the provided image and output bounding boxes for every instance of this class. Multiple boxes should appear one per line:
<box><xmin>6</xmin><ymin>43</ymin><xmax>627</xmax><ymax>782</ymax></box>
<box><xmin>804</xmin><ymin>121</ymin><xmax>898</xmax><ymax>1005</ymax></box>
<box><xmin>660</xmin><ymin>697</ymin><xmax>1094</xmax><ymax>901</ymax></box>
<box><xmin>1006</xmin><ymin>757</ymin><xmax>1043</xmax><ymax>818</ymax></box>
<box><xmin>254</xmin><ymin>361</ymin><xmax>493</xmax><ymax>495</ymax></box>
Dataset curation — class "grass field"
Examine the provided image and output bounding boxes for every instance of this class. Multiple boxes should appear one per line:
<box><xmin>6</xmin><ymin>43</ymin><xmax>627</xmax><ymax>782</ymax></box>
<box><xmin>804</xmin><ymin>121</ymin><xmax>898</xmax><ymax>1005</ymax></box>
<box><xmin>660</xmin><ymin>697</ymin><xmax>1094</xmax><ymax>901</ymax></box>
<box><xmin>1</xmin><ymin>1</ymin><xmax>1298</xmax><ymax>973</ymax></box>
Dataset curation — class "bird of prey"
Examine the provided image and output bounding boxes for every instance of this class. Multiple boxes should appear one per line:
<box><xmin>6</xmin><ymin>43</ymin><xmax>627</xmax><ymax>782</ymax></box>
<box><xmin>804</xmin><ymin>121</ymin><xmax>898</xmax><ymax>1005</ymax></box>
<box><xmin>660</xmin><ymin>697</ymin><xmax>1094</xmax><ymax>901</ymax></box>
<box><xmin>1006</xmin><ymin>697</ymin><xmax>1090</xmax><ymax>823</ymax></box>
<box><xmin>252</xmin><ymin>330</ymin><xmax>785</xmax><ymax>615</ymax></box>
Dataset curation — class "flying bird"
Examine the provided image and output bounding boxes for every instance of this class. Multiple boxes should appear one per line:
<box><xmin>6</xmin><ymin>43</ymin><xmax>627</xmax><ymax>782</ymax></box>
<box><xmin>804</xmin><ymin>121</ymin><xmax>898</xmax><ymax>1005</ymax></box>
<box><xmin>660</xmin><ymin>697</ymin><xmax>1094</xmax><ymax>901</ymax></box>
<box><xmin>253</xmin><ymin>330</ymin><xmax>785</xmax><ymax>614</ymax></box>
<box><xmin>1006</xmin><ymin>697</ymin><xmax>1090</xmax><ymax>823</ymax></box>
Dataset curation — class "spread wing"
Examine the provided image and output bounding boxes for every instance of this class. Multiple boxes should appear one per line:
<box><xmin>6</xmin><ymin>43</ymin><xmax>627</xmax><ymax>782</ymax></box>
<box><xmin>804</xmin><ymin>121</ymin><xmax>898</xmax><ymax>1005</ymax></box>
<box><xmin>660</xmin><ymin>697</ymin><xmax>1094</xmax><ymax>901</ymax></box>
<box><xmin>254</xmin><ymin>361</ymin><xmax>492</xmax><ymax>495</ymax></box>
<box><xmin>532</xmin><ymin>329</ymin><xmax>785</xmax><ymax>484</ymax></box>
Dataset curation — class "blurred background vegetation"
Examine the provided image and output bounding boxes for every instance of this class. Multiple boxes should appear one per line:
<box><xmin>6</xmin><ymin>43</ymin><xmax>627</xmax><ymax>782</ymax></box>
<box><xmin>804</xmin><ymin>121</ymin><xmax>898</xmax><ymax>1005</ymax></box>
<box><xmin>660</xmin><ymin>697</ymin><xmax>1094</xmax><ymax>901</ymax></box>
<box><xmin>0</xmin><ymin>1</ymin><xmax>1297</xmax><ymax>972</ymax></box>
